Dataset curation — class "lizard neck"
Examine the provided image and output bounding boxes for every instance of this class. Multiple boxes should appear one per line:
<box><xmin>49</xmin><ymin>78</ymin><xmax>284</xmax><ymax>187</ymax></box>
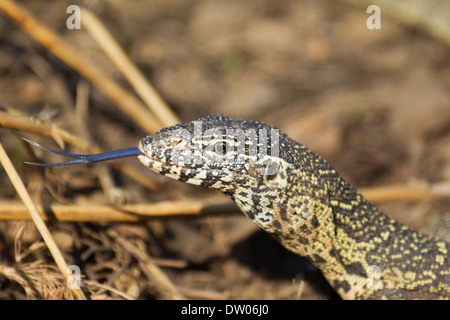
<box><xmin>231</xmin><ymin>148</ymin><xmax>450</xmax><ymax>299</ymax></box>
<box><xmin>327</xmin><ymin>188</ymin><xmax>449</xmax><ymax>299</ymax></box>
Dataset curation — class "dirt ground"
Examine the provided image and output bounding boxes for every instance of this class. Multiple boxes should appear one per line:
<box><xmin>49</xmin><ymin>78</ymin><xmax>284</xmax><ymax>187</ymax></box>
<box><xmin>0</xmin><ymin>0</ymin><xmax>449</xmax><ymax>299</ymax></box>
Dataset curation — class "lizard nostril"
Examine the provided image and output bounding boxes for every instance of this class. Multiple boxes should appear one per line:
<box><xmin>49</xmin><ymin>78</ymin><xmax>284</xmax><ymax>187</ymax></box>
<box><xmin>173</xmin><ymin>139</ymin><xmax>186</xmax><ymax>151</ymax></box>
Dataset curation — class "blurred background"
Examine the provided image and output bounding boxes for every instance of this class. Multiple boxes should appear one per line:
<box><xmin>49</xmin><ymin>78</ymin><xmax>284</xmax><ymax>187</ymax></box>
<box><xmin>0</xmin><ymin>0</ymin><xmax>449</xmax><ymax>299</ymax></box>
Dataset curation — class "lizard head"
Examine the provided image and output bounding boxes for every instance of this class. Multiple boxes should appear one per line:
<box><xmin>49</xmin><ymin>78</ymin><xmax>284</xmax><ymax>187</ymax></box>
<box><xmin>138</xmin><ymin>114</ymin><xmax>336</xmax><ymax>242</ymax></box>
<box><xmin>138</xmin><ymin>115</ymin><xmax>338</xmax><ymax>240</ymax></box>
<box><xmin>138</xmin><ymin>114</ymin><xmax>291</xmax><ymax>195</ymax></box>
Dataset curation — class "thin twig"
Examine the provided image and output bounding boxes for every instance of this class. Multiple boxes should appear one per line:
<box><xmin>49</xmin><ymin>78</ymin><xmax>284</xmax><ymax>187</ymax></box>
<box><xmin>108</xmin><ymin>229</ymin><xmax>185</xmax><ymax>300</ymax></box>
<box><xmin>177</xmin><ymin>286</ymin><xmax>228</xmax><ymax>300</ymax></box>
<box><xmin>74</xmin><ymin>81</ymin><xmax>127</xmax><ymax>204</ymax></box>
<box><xmin>85</xmin><ymin>280</ymin><xmax>135</xmax><ymax>300</ymax></box>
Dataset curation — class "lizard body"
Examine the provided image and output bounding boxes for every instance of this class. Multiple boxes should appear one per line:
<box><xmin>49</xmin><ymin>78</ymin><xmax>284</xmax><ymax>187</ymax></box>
<box><xmin>138</xmin><ymin>114</ymin><xmax>449</xmax><ymax>300</ymax></box>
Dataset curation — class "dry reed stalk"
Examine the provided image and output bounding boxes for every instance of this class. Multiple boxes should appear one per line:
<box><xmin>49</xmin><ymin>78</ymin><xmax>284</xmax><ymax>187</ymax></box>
<box><xmin>0</xmin><ymin>142</ymin><xmax>86</xmax><ymax>300</ymax></box>
<box><xmin>0</xmin><ymin>111</ymin><xmax>89</xmax><ymax>151</ymax></box>
<box><xmin>0</xmin><ymin>201</ymin><xmax>240</xmax><ymax>222</ymax></box>
<box><xmin>1</xmin><ymin>179</ymin><xmax>449</xmax><ymax>222</ymax></box>
<box><xmin>359</xmin><ymin>181</ymin><xmax>450</xmax><ymax>203</ymax></box>
<box><xmin>81</xmin><ymin>8</ymin><xmax>180</xmax><ymax>127</ymax></box>
<box><xmin>0</xmin><ymin>0</ymin><xmax>161</xmax><ymax>133</ymax></box>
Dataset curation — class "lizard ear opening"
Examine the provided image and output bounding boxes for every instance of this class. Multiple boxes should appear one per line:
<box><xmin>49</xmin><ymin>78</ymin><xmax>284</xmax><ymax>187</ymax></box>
<box><xmin>263</xmin><ymin>159</ymin><xmax>287</xmax><ymax>189</ymax></box>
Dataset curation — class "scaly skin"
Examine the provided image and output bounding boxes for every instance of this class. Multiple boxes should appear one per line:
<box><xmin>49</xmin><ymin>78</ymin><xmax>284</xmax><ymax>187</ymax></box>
<box><xmin>137</xmin><ymin>114</ymin><xmax>450</xmax><ymax>300</ymax></box>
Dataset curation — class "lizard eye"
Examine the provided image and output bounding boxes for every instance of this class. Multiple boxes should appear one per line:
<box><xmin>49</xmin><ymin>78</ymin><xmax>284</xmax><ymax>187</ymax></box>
<box><xmin>214</xmin><ymin>141</ymin><xmax>229</xmax><ymax>155</ymax></box>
